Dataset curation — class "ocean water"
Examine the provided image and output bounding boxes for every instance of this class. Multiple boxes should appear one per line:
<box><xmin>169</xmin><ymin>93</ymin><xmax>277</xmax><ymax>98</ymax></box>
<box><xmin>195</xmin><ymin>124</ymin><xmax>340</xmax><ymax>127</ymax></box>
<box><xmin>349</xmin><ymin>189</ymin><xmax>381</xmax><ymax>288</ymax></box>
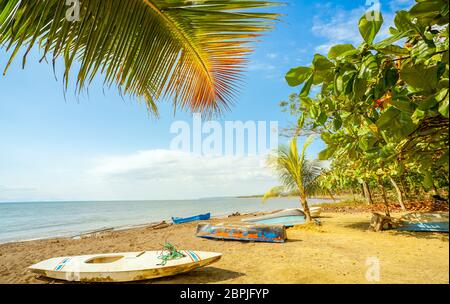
<box><xmin>0</xmin><ymin>197</ymin><xmax>330</xmax><ymax>244</ymax></box>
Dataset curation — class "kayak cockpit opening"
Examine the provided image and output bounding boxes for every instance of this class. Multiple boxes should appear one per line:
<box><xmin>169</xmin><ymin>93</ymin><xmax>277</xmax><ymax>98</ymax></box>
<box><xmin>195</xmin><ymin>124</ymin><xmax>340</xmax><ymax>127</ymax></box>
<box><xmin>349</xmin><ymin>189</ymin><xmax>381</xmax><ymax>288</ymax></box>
<box><xmin>85</xmin><ymin>256</ymin><xmax>124</xmax><ymax>264</ymax></box>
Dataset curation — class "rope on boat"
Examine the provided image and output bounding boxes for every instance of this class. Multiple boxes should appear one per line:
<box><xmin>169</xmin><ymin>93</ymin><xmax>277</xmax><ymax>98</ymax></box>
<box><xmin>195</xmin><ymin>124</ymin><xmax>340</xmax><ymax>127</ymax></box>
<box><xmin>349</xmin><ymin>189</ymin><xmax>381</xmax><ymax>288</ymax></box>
<box><xmin>157</xmin><ymin>242</ymin><xmax>185</xmax><ymax>266</ymax></box>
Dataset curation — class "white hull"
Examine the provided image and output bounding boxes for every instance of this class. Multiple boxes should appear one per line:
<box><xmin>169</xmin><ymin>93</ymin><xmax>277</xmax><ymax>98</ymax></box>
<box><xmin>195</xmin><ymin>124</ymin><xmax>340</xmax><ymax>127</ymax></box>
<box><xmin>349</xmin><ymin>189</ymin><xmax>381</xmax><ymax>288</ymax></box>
<box><xmin>28</xmin><ymin>250</ymin><xmax>221</xmax><ymax>282</ymax></box>
<box><xmin>308</xmin><ymin>207</ymin><xmax>322</xmax><ymax>218</ymax></box>
<box><xmin>242</xmin><ymin>207</ymin><xmax>322</xmax><ymax>223</ymax></box>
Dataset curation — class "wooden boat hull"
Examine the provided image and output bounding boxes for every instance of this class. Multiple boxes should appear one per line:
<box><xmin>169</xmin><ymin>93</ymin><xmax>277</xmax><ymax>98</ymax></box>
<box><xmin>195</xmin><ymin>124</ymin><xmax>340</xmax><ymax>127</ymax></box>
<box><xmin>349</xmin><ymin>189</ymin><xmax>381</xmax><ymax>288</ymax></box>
<box><xmin>28</xmin><ymin>250</ymin><xmax>221</xmax><ymax>282</ymax></box>
<box><xmin>196</xmin><ymin>223</ymin><xmax>287</xmax><ymax>243</ymax></box>
<box><xmin>172</xmin><ymin>213</ymin><xmax>211</xmax><ymax>224</ymax></box>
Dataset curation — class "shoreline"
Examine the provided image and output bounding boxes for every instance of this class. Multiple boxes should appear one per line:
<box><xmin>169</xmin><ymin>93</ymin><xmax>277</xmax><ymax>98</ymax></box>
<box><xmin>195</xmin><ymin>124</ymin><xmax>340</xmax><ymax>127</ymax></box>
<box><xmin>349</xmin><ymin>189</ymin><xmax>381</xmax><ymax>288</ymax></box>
<box><xmin>1</xmin><ymin>197</ymin><xmax>336</xmax><ymax>245</ymax></box>
<box><xmin>0</xmin><ymin>210</ymin><xmax>448</xmax><ymax>284</ymax></box>
<box><xmin>0</xmin><ymin>210</ymin><xmax>262</xmax><ymax>246</ymax></box>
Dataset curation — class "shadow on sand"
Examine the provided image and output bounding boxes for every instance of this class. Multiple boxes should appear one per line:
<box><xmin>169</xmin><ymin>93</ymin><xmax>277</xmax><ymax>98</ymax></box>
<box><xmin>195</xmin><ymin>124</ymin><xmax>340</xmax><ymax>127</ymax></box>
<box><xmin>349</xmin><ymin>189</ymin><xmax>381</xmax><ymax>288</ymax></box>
<box><xmin>343</xmin><ymin>221</ymin><xmax>449</xmax><ymax>241</ymax></box>
<box><xmin>35</xmin><ymin>266</ymin><xmax>245</xmax><ymax>284</ymax></box>
<box><xmin>150</xmin><ymin>266</ymin><xmax>245</xmax><ymax>284</ymax></box>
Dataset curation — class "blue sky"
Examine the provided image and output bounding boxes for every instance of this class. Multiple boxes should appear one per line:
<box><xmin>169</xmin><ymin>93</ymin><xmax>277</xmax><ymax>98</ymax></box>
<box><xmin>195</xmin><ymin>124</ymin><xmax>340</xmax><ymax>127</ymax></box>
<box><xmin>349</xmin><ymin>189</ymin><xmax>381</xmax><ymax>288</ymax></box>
<box><xmin>0</xmin><ymin>0</ymin><xmax>414</xmax><ymax>202</ymax></box>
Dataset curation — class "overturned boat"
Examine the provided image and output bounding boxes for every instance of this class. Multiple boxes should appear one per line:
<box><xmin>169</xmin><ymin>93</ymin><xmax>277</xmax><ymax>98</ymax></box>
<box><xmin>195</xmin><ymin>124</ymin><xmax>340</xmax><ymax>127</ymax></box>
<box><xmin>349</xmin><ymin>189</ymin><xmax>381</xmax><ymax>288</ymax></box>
<box><xmin>241</xmin><ymin>207</ymin><xmax>321</xmax><ymax>227</ymax></box>
<box><xmin>196</xmin><ymin>222</ymin><xmax>287</xmax><ymax>243</ymax></box>
<box><xmin>396</xmin><ymin>212</ymin><xmax>449</xmax><ymax>232</ymax></box>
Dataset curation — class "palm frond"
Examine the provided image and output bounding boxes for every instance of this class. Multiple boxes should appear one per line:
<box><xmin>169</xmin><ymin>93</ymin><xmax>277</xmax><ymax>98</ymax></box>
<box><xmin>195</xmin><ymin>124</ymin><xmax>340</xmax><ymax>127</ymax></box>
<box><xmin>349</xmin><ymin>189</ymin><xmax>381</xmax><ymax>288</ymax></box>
<box><xmin>266</xmin><ymin>137</ymin><xmax>322</xmax><ymax>199</ymax></box>
<box><xmin>0</xmin><ymin>0</ymin><xmax>280</xmax><ymax>114</ymax></box>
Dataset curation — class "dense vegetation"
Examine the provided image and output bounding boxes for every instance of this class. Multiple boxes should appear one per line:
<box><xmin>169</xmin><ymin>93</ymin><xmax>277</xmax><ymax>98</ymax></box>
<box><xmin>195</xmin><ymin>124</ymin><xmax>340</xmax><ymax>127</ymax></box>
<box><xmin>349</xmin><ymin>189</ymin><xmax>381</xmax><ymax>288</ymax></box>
<box><xmin>281</xmin><ymin>0</ymin><xmax>449</xmax><ymax>212</ymax></box>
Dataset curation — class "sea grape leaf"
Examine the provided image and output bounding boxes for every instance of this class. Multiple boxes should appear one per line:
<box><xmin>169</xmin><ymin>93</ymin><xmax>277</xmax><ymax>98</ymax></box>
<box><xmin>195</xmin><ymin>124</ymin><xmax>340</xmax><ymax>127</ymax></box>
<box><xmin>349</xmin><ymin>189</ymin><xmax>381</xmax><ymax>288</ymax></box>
<box><xmin>411</xmin><ymin>108</ymin><xmax>426</xmax><ymax>124</ymax></box>
<box><xmin>439</xmin><ymin>98</ymin><xmax>449</xmax><ymax>118</ymax></box>
<box><xmin>318</xmin><ymin>147</ymin><xmax>334</xmax><ymax>160</ymax></box>
<box><xmin>417</xmin><ymin>95</ymin><xmax>438</xmax><ymax>110</ymax></box>
<box><xmin>394</xmin><ymin>10</ymin><xmax>415</xmax><ymax>33</ymax></box>
<box><xmin>359</xmin><ymin>54</ymin><xmax>378</xmax><ymax>78</ymax></box>
<box><xmin>400</xmin><ymin>64</ymin><xmax>439</xmax><ymax>92</ymax></box>
<box><xmin>377</xmin><ymin>45</ymin><xmax>410</xmax><ymax>56</ymax></box>
<box><xmin>328</xmin><ymin>44</ymin><xmax>355</xmax><ymax>59</ymax></box>
<box><xmin>286</xmin><ymin>66</ymin><xmax>312</xmax><ymax>87</ymax></box>
<box><xmin>359</xmin><ymin>11</ymin><xmax>384</xmax><ymax>44</ymax></box>
<box><xmin>391</xmin><ymin>95</ymin><xmax>416</xmax><ymax>113</ymax></box>
<box><xmin>300</xmin><ymin>74</ymin><xmax>314</xmax><ymax>97</ymax></box>
<box><xmin>376</xmin><ymin>107</ymin><xmax>400</xmax><ymax>129</ymax></box>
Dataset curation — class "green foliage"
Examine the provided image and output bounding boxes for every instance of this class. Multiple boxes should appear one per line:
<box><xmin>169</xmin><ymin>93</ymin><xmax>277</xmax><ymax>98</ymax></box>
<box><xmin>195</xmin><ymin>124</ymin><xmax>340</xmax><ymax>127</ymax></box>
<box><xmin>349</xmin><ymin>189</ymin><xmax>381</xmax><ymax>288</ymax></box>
<box><xmin>264</xmin><ymin>136</ymin><xmax>323</xmax><ymax>220</ymax></box>
<box><xmin>282</xmin><ymin>0</ymin><xmax>449</xmax><ymax>200</ymax></box>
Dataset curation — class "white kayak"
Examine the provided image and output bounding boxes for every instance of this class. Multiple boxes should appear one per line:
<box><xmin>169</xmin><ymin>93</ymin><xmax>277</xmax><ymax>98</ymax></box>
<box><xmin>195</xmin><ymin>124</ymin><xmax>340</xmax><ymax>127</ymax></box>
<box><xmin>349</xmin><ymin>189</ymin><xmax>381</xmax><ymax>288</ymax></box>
<box><xmin>28</xmin><ymin>250</ymin><xmax>222</xmax><ymax>282</ymax></box>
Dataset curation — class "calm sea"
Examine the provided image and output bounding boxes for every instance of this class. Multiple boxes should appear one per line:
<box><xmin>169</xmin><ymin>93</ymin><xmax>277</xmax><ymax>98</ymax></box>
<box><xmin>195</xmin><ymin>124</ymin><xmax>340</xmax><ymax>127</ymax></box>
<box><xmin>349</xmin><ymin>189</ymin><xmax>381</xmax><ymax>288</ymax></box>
<box><xmin>0</xmin><ymin>197</ymin><xmax>330</xmax><ymax>244</ymax></box>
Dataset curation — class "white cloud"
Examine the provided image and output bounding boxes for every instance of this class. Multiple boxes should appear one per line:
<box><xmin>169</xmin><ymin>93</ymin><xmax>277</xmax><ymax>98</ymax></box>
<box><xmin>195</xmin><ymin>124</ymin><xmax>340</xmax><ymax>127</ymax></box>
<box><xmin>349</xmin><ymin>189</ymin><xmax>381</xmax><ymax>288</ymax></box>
<box><xmin>91</xmin><ymin>150</ymin><xmax>274</xmax><ymax>183</ymax></box>
<box><xmin>0</xmin><ymin>150</ymin><xmax>279</xmax><ymax>202</ymax></box>
<box><xmin>85</xmin><ymin>149</ymin><xmax>278</xmax><ymax>200</ymax></box>
<box><xmin>247</xmin><ymin>61</ymin><xmax>276</xmax><ymax>71</ymax></box>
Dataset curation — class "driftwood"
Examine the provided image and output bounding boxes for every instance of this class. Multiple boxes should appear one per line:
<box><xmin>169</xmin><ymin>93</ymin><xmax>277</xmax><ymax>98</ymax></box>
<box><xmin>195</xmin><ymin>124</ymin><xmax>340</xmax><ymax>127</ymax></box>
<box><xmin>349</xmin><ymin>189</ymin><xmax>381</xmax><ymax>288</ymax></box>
<box><xmin>72</xmin><ymin>227</ymin><xmax>114</xmax><ymax>239</ymax></box>
<box><xmin>369</xmin><ymin>213</ymin><xmax>401</xmax><ymax>232</ymax></box>
<box><xmin>147</xmin><ymin>221</ymin><xmax>171</xmax><ymax>230</ymax></box>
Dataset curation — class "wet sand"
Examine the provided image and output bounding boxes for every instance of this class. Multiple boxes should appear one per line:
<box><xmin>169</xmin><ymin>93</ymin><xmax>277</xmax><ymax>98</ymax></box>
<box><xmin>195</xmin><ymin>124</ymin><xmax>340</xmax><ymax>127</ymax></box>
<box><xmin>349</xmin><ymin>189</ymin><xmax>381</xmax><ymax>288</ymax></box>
<box><xmin>0</xmin><ymin>212</ymin><xmax>448</xmax><ymax>284</ymax></box>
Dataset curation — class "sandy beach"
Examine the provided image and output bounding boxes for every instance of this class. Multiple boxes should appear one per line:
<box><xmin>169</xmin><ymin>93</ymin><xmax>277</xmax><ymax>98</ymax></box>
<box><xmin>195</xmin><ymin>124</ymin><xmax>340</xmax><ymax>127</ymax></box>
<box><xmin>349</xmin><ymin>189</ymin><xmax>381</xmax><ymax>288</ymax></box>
<box><xmin>0</xmin><ymin>211</ymin><xmax>448</xmax><ymax>284</ymax></box>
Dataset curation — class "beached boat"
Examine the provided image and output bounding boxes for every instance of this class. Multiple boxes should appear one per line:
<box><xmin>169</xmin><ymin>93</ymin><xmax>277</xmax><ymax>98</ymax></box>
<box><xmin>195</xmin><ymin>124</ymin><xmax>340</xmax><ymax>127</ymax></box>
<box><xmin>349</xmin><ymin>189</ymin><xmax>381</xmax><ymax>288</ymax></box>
<box><xmin>28</xmin><ymin>250</ymin><xmax>221</xmax><ymax>282</ymax></box>
<box><xmin>308</xmin><ymin>207</ymin><xmax>322</xmax><ymax>218</ymax></box>
<box><xmin>172</xmin><ymin>213</ymin><xmax>211</xmax><ymax>224</ymax></box>
<box><xmin>196</xmin><ymin>222</ymin><xmax>287</xmax><ymax>243</ymax></box>
<box><xmin>396</xmin><ymin>212</ymin><xmax>449</xmax><ymax>232</ymax></box>
<box><xmin>242</xmin><ymin>207</ymin><xmax>321</xmax><ymax>226</ymax></box>
<box><xmin>241</xmin><ymin>207</ymin><xmax>321</xmax><ymax>227</ymax></box>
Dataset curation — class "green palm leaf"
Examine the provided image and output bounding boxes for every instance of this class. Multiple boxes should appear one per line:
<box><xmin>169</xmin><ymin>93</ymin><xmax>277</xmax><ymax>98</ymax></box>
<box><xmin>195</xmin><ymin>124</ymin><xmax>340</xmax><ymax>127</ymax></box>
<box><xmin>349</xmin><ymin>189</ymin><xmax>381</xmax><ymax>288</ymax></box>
<box><xmin>0</xmin><ymin>0</ymin><xmax>279</xmax><ymax>115</ymax></box>
<box><xmin>265</xmin><ymin>137</ymin><xmax>322</xmax><ymax>221</ymax></box>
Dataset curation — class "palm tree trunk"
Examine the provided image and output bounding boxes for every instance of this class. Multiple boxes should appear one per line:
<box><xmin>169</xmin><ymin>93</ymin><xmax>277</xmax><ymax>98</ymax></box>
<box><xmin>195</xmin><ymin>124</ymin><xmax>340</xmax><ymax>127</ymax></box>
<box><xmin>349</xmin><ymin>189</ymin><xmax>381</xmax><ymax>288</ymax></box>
<box><xmin>388</xmin><ymin>176</ymin><xmax>406</xmax><ymax>211</ymax></box>
<box><xmin>327</xmin><ymin>189</ymin><xmax>337</xmax><ymax>202</ymax></box>
<box><xmin>300</xmin><ymin>197</ymin><xmax>312</xmax><ymax>222</ymax></box>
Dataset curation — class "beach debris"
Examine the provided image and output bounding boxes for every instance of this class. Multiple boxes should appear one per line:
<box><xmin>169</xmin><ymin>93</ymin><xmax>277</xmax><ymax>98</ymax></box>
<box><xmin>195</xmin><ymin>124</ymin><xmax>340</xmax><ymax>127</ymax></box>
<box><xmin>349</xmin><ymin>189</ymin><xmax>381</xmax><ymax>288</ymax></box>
<box><xmin>369</xmin><ymin>213</ymin><xmax>399</xmax><ymax>232</ymax></box>
<box><xmin>157</xmin><ymin>243</ymin><xmax>185</xmax><ymax>266</ymax></box>
<box><xmin>228</xmin><ymin>212</ymin><xmax>241</xmax><ymax>217</ymax></box>
<box><xmin>148</xmin><ymin>221</ymin><xmax>171</xmax><ymax>230</ymax></box>
<box><xmin>196</xmin><ymin>222</ymin><xmax>287</xmax><ymax>243</ymax></box>
<box><xmin>72</xmin><ymin>227</ymin><xmax>114</xmax><ymax>240</ymax></box>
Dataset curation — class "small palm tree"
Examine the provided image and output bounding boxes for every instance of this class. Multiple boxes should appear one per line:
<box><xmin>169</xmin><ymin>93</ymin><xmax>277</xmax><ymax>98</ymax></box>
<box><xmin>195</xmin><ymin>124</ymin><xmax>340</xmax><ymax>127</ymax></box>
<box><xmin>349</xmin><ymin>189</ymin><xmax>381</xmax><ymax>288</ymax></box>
<box><xmin>264</xmin><ymin>136</ymin><xmax>322</xmax><ymax>222</ymax></box>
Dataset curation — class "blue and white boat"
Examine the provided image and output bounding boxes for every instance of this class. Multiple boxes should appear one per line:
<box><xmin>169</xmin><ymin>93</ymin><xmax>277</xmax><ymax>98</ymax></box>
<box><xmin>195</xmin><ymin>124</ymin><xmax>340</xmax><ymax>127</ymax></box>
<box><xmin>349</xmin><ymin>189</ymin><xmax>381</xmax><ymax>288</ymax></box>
<box><xmin>396</xmin><ymin>212</ymin><xmax>449</xmax><ymax>232</ymax></box>
<box><xmin>242</xmin><ymin>208</ymin><xmax>321</xmax><ymax>227</ymax></box>
<box><xmin>172</xmin><ymin>213</ymin><xmax>211</xmax><ymax>224</ymax></box>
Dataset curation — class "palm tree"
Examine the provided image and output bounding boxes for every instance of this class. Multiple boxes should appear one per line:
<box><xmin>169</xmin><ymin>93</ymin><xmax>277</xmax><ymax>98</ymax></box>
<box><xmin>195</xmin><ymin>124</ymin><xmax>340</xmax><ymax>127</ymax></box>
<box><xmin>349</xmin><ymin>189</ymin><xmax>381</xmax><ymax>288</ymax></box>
<box><xmin>263</xmin><ymin>136</ymin><xmax>322</xmax><ymax>222</ymax></box>
<box><xmin>0</xmin><ymin>0</ymin><xmax>279</xmax><ymax>114</ymax></box>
